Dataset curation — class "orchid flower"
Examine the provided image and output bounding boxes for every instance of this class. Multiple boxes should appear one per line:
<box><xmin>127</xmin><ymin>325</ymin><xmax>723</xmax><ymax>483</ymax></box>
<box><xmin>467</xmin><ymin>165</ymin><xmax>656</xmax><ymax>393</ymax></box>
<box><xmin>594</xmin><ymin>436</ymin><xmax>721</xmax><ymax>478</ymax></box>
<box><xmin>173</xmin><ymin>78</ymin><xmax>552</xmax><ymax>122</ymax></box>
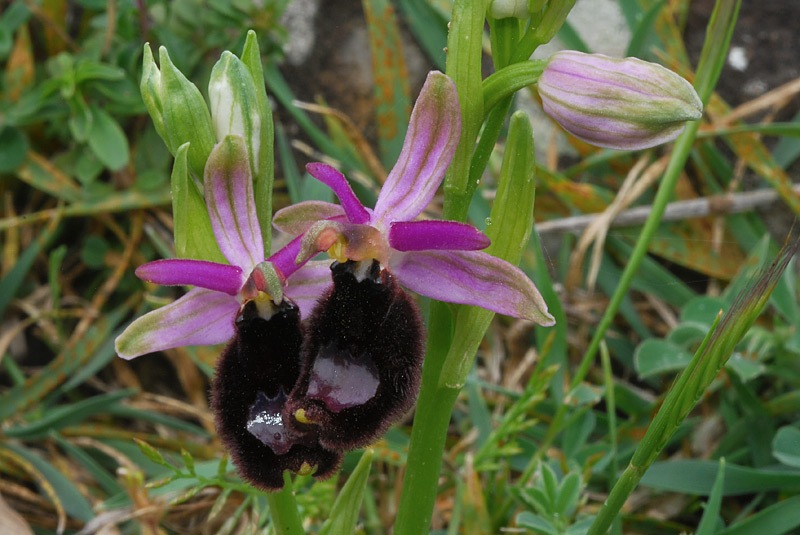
<box><xmin>115</xmin><ymin>135</ymin><xmax>330</xmax><ymax>360</ymax></box>
<box><xmin>274</xmin><ymin>71</ymin><xmax>554</xmax><ymax>325</ymax></box>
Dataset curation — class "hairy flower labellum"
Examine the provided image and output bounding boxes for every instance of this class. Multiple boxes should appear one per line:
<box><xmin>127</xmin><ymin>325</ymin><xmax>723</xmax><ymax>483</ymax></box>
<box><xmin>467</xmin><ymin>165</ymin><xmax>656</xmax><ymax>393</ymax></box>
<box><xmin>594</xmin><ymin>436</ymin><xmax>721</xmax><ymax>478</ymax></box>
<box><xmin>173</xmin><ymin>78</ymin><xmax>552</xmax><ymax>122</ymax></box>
<box><xmin>285</xmin><ymin>260</ymin><xmax>425</xmax><ymax>452</ymax></box>
<box><xmin>212</xmin><ymin>297</ymin><xmax>341</xmax><ymax>491</ymax></box>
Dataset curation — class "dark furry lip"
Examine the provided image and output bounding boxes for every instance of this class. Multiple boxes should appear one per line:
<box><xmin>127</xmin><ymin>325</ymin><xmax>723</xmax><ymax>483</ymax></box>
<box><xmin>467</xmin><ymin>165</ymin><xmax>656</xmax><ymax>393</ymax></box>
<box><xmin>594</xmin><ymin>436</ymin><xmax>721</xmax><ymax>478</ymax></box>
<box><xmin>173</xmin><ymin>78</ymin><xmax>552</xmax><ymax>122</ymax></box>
<box><xmin>211</xmin><ymin>259</ymin><xmax>426</xmax><ymax>490</ymax></box>
<box><xmin>211</xmin><ymin>298</ymin><xmax>341</xmax><ymax>491</ymax></box>
<box><xmin>283</xmin><ymin>259</ymin><xmax>425</xmax><ymax>453</ymax></box>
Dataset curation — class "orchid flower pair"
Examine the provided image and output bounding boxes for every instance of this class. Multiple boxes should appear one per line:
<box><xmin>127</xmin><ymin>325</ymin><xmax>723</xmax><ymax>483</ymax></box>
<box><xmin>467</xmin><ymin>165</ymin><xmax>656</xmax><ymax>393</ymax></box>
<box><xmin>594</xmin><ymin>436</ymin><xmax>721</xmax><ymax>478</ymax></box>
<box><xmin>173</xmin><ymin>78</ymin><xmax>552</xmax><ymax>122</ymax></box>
<box><xmin>115</xmin><ymin>71</ymin><xmax>554</xmax><ymax>361</ymax></box>
<box><xmin>114</xmin><ymin>135</ymin><xmax>330</xmax><ymax>359</ymax></box>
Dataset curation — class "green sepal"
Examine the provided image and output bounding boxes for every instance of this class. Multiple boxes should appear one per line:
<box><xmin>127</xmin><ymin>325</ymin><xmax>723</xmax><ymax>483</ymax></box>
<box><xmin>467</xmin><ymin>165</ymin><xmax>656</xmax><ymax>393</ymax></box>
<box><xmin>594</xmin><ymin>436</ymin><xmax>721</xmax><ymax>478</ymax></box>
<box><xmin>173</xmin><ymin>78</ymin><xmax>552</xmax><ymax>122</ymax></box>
<box><xmin>440</xmin><ymin>111</ymin><xmax>537</xmax><ymax>388</ymax></box>
<box><xmin>158</xmin><ymin>47</ymin><xmax>216</xmax><ymax>180</ymax></box>
<box><xmin>319</xmin><ymin>450</ymin><xmax>374</xmax><ymax>535</ymax></box>
<box><xmin>240</xmin><ymin>30</ymin><xmax>275</xmax><ymax>254</ymax></box>
<box><xmin>171</xmin><ymin>142</ymin><xmax>225</xmax><ymax>262</ymax></box>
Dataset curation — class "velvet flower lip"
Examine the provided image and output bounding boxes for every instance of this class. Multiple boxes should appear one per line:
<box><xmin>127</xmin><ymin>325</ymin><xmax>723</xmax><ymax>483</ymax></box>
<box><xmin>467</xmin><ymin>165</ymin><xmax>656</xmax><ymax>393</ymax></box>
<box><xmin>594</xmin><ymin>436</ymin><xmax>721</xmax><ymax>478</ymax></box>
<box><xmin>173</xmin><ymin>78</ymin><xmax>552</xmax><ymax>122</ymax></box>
<box><xmin>115</xmin><ymin>134</ymin><xmax>330</xmax><ymax>360</ymax></box>
<box><xmin>274</xmin><ymin>71</ymin><xmax>555</xmax><ymax>325</ymax></box>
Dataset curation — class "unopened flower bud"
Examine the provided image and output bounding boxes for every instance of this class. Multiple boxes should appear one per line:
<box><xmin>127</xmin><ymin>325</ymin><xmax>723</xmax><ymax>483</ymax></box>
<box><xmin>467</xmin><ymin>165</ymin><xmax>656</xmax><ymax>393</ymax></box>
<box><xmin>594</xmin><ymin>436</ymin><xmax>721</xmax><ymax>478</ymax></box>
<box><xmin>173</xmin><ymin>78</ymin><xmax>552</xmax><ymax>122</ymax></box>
<box><xmin>209</xmin><ymin>52</ymin><xmax>262</xmax><ymax>179</ymax></box>
<box><xmin>490</xmin><ymin>0</ymin><xmax>529</xmax><ymax>19</ymax></box>
<box><xmin>140</xmin><ymin>45</ymin><xmax>216</xmax><ymax>178</ymax></box>
<box><xmin>140</xmin><ymin>46</ymin><xmax>167</xmax><ymax>144</ymax></box>
<box><xmin>538</xmin><ymin>51</ymin><xmax>703</xmax><ymax>150</ymax></box>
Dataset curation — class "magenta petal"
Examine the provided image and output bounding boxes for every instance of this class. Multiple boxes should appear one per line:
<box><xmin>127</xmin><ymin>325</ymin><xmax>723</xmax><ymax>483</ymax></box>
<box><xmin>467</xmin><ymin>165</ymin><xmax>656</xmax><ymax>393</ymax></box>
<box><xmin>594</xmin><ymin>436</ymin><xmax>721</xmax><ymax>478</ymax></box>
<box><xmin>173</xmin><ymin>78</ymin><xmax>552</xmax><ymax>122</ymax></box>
<box><xmin>273</xmin><ymin>201</ymin><xmax>346</xmax><ymax>234</ymax></box>
<box><xmin>115</xmin><ymin>288</ymin><xmax>239</xmax><ymax>359</ymax></box>
<box><xmin>267</xmin><ymin>234</ymin><xmax>306</xmax><ymax>280</ymax></box>
<box><xmin>388</xmin><ymin>220</ymin><xmax>490</xmax><ymax>252</ymax></box>
<box><xmin>306</xmin><ymin>163</ymin><xmax>370</xmax><ymax>224</ymax></box>
<box><xmin>135</xmin><ymin>259</ymin><xmax>243</xmax><ymax>295</ymax></box>
<box><xmin>372</xmin><ymin>71</ymin><xmax>461</xmax><ymax>224</ymax></box>
<box><xmin>390</xmin><ymin>250</ymin><xmax>555</xmax><ymax>325</ymax></box>
<box><xmin>283</xmin><ymin>261</ymin><xmax>333</xmax><ymax>319</ymax></box>
<box><xmin>205</xmin><ymin>135</ymin><xmax>264</xmax><ymax>270</ymax></box>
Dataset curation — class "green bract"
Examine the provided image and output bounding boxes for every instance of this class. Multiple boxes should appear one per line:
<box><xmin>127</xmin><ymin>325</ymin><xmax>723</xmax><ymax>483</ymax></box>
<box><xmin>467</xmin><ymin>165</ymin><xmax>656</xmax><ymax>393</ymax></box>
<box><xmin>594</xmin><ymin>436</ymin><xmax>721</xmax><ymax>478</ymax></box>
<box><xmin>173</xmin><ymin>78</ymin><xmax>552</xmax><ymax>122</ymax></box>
<box><xmin>141</xmin><ymin>46</ymin><xmax>216</xmax><ymax>180</ymax></box>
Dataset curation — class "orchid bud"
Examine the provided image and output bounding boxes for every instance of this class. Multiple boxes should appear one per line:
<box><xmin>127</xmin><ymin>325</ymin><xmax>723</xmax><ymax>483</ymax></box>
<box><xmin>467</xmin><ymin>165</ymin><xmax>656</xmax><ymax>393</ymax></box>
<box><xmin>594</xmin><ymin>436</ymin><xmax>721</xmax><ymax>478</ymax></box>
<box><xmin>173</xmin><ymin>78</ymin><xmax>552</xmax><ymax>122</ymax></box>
<box><xmin>209</xmin><ymin>52</ymin><xmax>262</xmax><ymax>181</ymax></box>
<box><xmin>140</xmin><ymin>46</ymin><xmax>216</xmax><ymax>179</ymax></box>
<box><xmin>537</xmin><ymin>51</ymin><xmax>703</xmax><ymax>150</ymax></box>
<box><xmin>285</xmin><ymin>260</ymin><xmax>425</xmax><ymax>452</ymax></box>
<box><xmin>139</xmin><ymin>45</ymin><xmax>167</xmax><ymax>144</ymax></box>
<box><xmin>490</xmin><ymin>0</ymin><xmax>529</xmax><ymax>19</ymax></box>
<box><xmin>212</xmin><ymin>298</ymin><xmax>341</xmax><ymax>491</ymax></box>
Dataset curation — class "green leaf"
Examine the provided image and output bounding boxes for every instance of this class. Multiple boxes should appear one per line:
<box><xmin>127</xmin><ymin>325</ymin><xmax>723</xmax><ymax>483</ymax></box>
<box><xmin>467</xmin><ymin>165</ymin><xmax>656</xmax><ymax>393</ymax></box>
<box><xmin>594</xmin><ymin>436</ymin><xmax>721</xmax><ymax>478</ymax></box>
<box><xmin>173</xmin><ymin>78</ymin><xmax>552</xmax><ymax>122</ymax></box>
<box><xmin>772</xmin><ymin>426</ymin><xmax>800</xmax><ymax>468</ymax></box>
<box><xmin>516</xmin><ymin>512</ymin><xmax>559</xmax><ymax>535</ymax></box>
<box><xmin>680</xmin><ymin>296</ymin><xmax>726</xmax><ymax>325</ymax></box>
<box><xmin>74</xmin><ymin>59</ymin><xmax>125</xmax><ymax>83</ymax></box>
<box><xmin>465</xmin><ymin>380</ymin><xmax>493</xmax><ymax>448</ymax></box>
<box><xmin>87</xmin><ymin>106</ymin><xmax>130</xmax><ymax>171</ymax></box>
<box><xmin>181</xmin><ymin>449</ymin><xmax>196</xmax><ymax>475</ymax></box>
<box><xmin>540</xmin><ymin>463</ymin><xmax>559</xmax><ymax>509</ymax></box>
<box><xmin>4</xmin><ymin>389</ymin><xmax>135</xmax><ymax>439</ymax></box>
<box><xmin>81</xmin><ymin>235</ymin><xmax>110</xmax><ymax>268</ymax></box>
<box><xmin>555</xmin><ymin>472</ymin><xmax>582</xmax><ymax>518</ymax></box>
<box><xmin>0</xmin><ymin>220</ymin><xmax>58</xmax><ymax>318</ymax></box>
<box><xmin>667</xmin><ymin>322</ymin><xmax>709</xmax><ymax>348</ymax></box>
<box><xmin>134</xmin><ymin>438</ymin><xmax>171</xmax><ymax>468</ymax></box>
<box><xmin>0</xmin><ymin>302</ymin><xmax>129</xmax><ymax>420</ymax></box>
<box><xmin>3</xmin><ymin>442</ymin><xmax>94</xmax><ymax>521</ymax></box>
<box><xmin>320</xmin><ymin>449</ymin><xmax>374</xmax><ymax>535</ymax></box>
<box><xmin>696</xmin><ymin>459</ymin><xmax>726</xmax><ymax>535</ymax></box>
<box><xmin>52</xmin><ymin>434</ymin><xmax>125</xmax><ymax>497</ymax></box>
<box><xmin>640</xmin><ymin>460</ymin><xmax>800</xmax><ymax>495</ymax></box>
<box><xmin>625</xmin><ymin>0</ymin><xmax>667</xmax><ymax>58</ymax></box>
<box><xmin>0</xmin><ymin>126</ymin><xmax>28</xmax><ymax>171</ymax></box>
<box><xmin>725</xmin><ymin>353</ymin><xmax>765</xmax><ymax>382</ymax></box>
<box><xmin>394</xmin><ymin>0</ymin><xmax>447</xmax><ymax>69</ymax></box>
<box><xmin>633</xmin><ymin>339</ymin><xmax>693</xmax><ymax>378</ymax></box>
<box><xmin>717</xmin><ymin>495</ymin><xmax>800</xmax><ymax>535</ymax></box>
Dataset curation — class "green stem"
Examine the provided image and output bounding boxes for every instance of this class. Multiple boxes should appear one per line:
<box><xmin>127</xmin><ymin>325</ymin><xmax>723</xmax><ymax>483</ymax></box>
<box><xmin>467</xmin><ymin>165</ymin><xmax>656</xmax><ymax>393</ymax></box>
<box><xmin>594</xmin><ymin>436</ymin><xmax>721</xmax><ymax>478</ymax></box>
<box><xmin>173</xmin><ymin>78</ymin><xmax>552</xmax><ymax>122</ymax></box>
<box><xmin>394</xmin><ymin>303</ymin><xmax>455</xmax><ymax>535</ymax></box>
<box><xmin>266</xmin><ymin>473</ymin><xmax>304</xmax><ymax>535</ymax></box>
<box><xmin>482</xmin><ymin>61</ymin><xmax>545</xmax><ymax>113</ymax></box>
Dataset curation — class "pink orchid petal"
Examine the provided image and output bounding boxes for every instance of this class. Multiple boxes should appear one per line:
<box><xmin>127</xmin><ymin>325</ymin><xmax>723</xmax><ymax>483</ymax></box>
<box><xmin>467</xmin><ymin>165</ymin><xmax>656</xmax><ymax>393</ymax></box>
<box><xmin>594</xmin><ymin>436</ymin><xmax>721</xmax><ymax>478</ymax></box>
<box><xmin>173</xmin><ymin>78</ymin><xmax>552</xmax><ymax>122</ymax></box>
<box><xmin>284</xmin><ymin>260</ymin><xmax>333</xmax><ymax>318</ymax></box>
<box><xmin>267</xmin><ymin>234</ymin><xmax>306</xmax><ymax>280</ymax></box>
<box><xmin>390</xmin><ymin>250</ymin><xmax>555</xmax><ymax>324</ymax></box>
<box><xmin>306</xmin><ymin>163</ymin><xmax>370</xmax><ymax>224</ymax></box>
<box><xmin>372</xmin><ymin>71</ymin><xmax>461</xmax><ymax>225</ymax></box>
<box><xmin>135</xmin><ymin>259</ymin><xmax>244</xmax><ymax>296</ymax></box>
<box><xmin>115</xmin><ymin>288</ymin><xmax>240</xmax><ymax>359</ymax></box>
<box><xmin>273</xmin><ymin>201</ymin><xmax>346</xmax><ymax>235</ymax></box>
<box><xmin>205</xmin><ymin>135</ymin><xmax>264</xmax><ymax>270</ymax></box>
<box><xmin>388</xmin><ymin>220</ymin><xmax>490</xmax><ymax>252</ymax></box>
